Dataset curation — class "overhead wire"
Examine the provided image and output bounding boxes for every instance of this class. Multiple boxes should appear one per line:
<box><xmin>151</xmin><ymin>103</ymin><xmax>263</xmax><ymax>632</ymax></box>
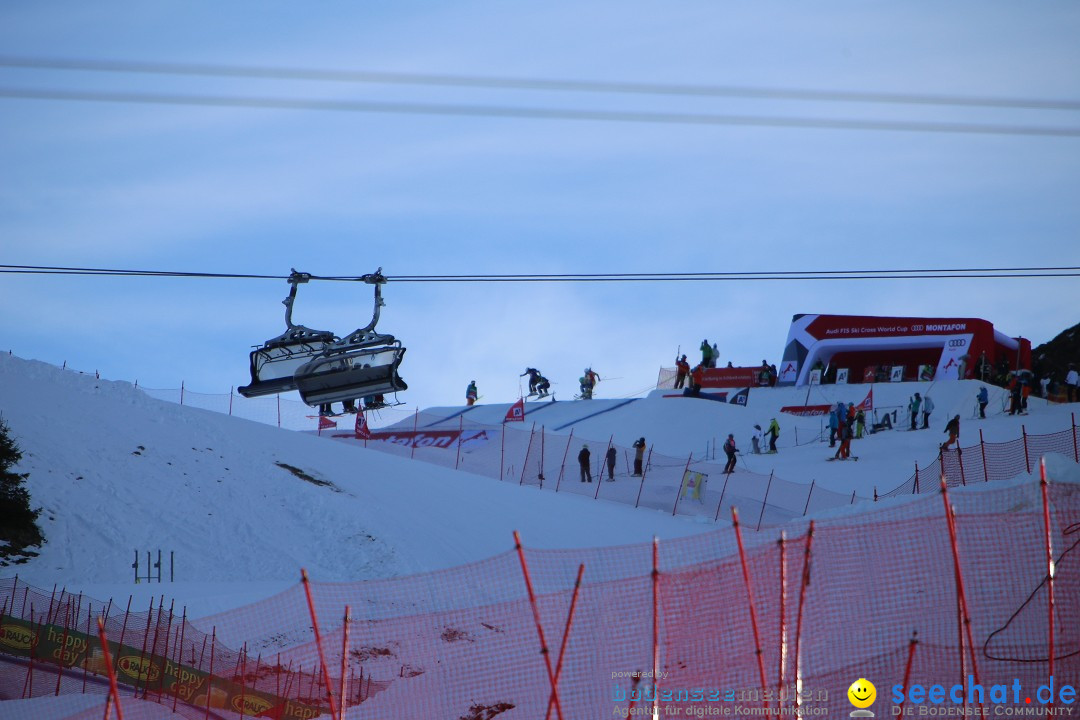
<box><xmin>2</xmin><ymin>55</ymin><xmax>1079</xmax><ymax>111</ymax></box>
<box><xmin>1</xmin><ymin>87</ymin><xmax>1079</xmax><ymax>137</ymax></box>
<box><xmin>2</xmin><ymin>264</ymin><xmax>1079</xmax><ymax>282</ymax></box>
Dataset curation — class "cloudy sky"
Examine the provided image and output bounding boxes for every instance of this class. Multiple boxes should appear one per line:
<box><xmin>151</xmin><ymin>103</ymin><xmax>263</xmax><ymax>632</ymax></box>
<box><xmin>2</xmin><ymin>2</ymin><xmax>1078</xmax><ymax>415</ymax></box>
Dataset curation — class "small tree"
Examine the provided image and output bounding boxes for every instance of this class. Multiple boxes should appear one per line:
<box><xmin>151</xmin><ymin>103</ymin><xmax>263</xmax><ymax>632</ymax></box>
<box><xmin>0</xmin><ymin>416</ymin><xmax>43</xmax><ymax>562</ymax></box>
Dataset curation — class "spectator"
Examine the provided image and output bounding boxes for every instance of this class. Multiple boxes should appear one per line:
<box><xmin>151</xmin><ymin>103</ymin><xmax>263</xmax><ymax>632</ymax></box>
<box><xmin>632</xmin><ymin>437</ymin><xmax>646</xmax><ymax>476</ymax></box>
<box><xmin>766</xmin><ymin>418</ymin><xmax>780</xmax><ymax>453</ymax></box>
<box><xmin>977</xmin><ymin>386</ymin><xmax>989</xmax><ymax>419</ymax></box>
<box><xmin>834</xmin><ymin>421</ymin><xmax>852</xmax><ymax>460</ymax></box>
<box><xmin>1008</xmin><ymin>374</ymin><xmax>1022</xmax><ymax>416</ymax></box>
<box><xmin>674</xmin><ymin>355</ymin><xmax>690</xmax><ymax>390</ymax></box>
<box><xmin>712</xmin><ymin>343</ymin><xmax>720</xmax><ymax>368</ymax></box>
<box><xmin>700</xmin><ymin>340</ymin><xmax>714</xmax><ymax>369</ymax></box>
<box><xmin>909</xmin><ymin>393</ymin><xmax>922</xmax><ymax>430</ymax></box>
<box><xmin>976</xmin><ymin>351</ymin><xmax>991</xmax><ymax>382</ymax></box>
<box><xmin>466</xmin><ymin>381</ymin><xmax>478</xmax><ymax>406</ymax></box>
<box><xmin>855</xmin><ymin>409</ymin><xmax>866</xmax><ymax>439</ymax></box>
<box><xmin>578</xmin><ymin>444</ymin><xmax>592</xmax><ymax>483</ymax></box>
<box><xmin>723</xmin><ymin>434</ymin><xmax>738</xmax><ymax>474</ymax></box>
<box><xmin>957</xmin><ymin>353</ymin><xmax>968</xmax><ymax>380</ymax></box>
<box><xmin>828</xmin><ymin>409</ymin><xmax>839</xmax><ymax>447</ymax></box>
<box><xmin>768</xmin><ymin>363</ymin><xmax>778</xmax><ymax>387</ymax></box>
<box><xmin>1067</xmin><ymin>364</ymin><xmax>1079</xmax><ymax>403</ymax></box>
<box><xmin>689</xmin><ymin>364</ymin><xmax>705</xmax><ymax>397</ymax></box>
<box><xmin>942</xmin><ymin>415</ymin><xmax>961</xmax><ymax>451</ymax></box>
<box><xmin>606</xmin><ymin>445</ymin><xmax>617</xmax><ymax>481</ymax></box>
<box><xmin>921</xmin><ymin>394</ymin><xmax>934</xmax><ymax>430</ymax></box>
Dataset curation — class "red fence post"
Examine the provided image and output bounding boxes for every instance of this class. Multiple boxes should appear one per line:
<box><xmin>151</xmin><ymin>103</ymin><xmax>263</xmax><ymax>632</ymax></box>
<box><xmin>300</xmin><ymin>569</ymin><xmax>339</xmax><ymax>720</ymax></box>
<box><xmin>791</xmin><ymin>522</ymin><xmax>814</xmax><ymax>715</ymax></box>
<box><xmin>1040</xmin><ymin>459</ymin><xmax>1056</xmax><ymax>688</ymax></box>
<box><xmin>544</xmin><ymin>564</ymin><xmax>585</xmax><ymax>720</ymax></box>
<box><xmin>97</xmin><ymin>617</ymin><xmax>126</xmax><ymax>720</ymax></box>
<box><xmin>500</xmin><ymin>423</ymin><xmax>506</xmax><ymax>481</ymax></box>
<box><xmin>732</xmin><ymin>508</ymin><xmax>769</xmax><ymax>711</ymax></box>
<box><xmin>203</xmin><ymin>628</ymin><xmax>216</xmax><ymax>720</ymax></box>
<box><xmin>940</xmin><ymin>477</ymin><xmax>984</xmax><ymax>711</ymax></box>
<box><xmin>651</xmin><ymin>537</ymin><xmax>661</xmax><ymax>720</ymax></box>
<box><xmin>340</xmin><ymin>606</ymin><xmax>351</xmax><ymax>720</ymax></box>
<box><xmin>539</xmin><ymin>426</ymin><xmax>546</xmax><ymax>487</ymax></box>
<box><xmin>715</xmin><ymin>472</ymin><xmax>732</xmax><ymax>522</ymax></box>
<box><xmin>897</xmin><ymin>631</ymin><xmax>919</xmax><ymax>720</ymax></box>
<box><xmin>1022</xmin><ymin>425</ymin><xmax>1030</xmax><ymax>474</ymax></box>
<box><xmin>513</xmin><ymin>532</ymin><xmax>565</xmax><ymax>720</ymax></box>
<box><xmin>979</xmin><ymin>429</ymin><xmax>988</xmax><ymax>482</ymax></box>
<box><xmin>777</xmin><ymin>532</ymin><xmax>787</xmax><ymax>701</ymax></box>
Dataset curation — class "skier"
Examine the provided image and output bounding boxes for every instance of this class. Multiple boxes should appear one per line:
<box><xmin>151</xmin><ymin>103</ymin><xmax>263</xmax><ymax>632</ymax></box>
<box><xmin>909</xmin><ymin>394</ymin><xmax>922</xmax><ymax>430</ymax></box>
<box><xmin>723</xmin><ymin>434</ymin><xmax>738</xmax><ymax>474</ymax></box>
<box><xmin>1008</xmin><ymin>375</ymin><xmax>1022</xmax><ymax>416</ymax></box>
<box><xmin>834</xmin><ymin>420</ymin><xmax>852</xmax><ymax>460</ymax></box>
<box><xmin>632</xmin><ymin>437</ymin><xmax>646</xmax><ymax>476</ymax></box>
<box><xmin>855</xmin><ymin>409</ymin><xmax>866</xmax><ymax>439</ymax></box>
<box><xmin>605</xmin><ymin>445</ymin><xmax>617</xmax><ymax>481</ymax></box>
<box><xmin>977</xmin><ymin>386</ymin><xmax>989</xmax><ymax>418</ymax></box>
<box><xmin>751</xmin><ymin>424</ymin><xmax>763</xmax><ymax>454</ymax></box>
<box><xmin>535</xmin><ymin>374</ymin><xmax>551</xmax><ymax>398</ymax></box>
<box><xmin>579</xmin><ymin>368</ymin><xmax>600</xmax><ymax>399</ymax></box>
<box><xmin>466</xmin><ymin>381</ymin><xmax>478</xmax><ymax>407</ymax></box>
<box><xmin>828</xmin><ymin>409</ymin><xmax>839</xmax><ymax>447</ymax></box>
<box><xmin>674</xmin><ymin>355</ymin><xmax>691</xmax><ymax>390</ymax></box>
<box><xmin>766</xmin><ymin>418</ymin><xmax>780</xmax><ymax>453</ymax></box>
<box><xmin>921</xmin><ymin>394</ymin><xmax>934</xmax><ymax>429</ymax></box>
<box><xmin>521</xmin><ymin>368</ymin><xmax>542</xmax><ymax>395</ymax></box>
<box><xmin>942</xmin><ymin>415</ymin><xmax>961</xmax><ymax>451</ymax></box>
<box><xmin>578</xmin><ymin>444</ymin><xmax>592</xmax><ymax>483</ymax></box>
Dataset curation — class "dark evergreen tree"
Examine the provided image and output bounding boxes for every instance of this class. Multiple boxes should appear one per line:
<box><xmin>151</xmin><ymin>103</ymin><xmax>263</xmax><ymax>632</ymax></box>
<box><xmin>0</xmin><ymin>416</ymin><xmax>43</xmax><ymax>562</ymax></box>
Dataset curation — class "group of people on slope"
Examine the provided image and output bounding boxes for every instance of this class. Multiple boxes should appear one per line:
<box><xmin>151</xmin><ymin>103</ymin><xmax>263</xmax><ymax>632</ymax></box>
<box><xmin>907</xmin><ymin>392</ymin><xmax>935</xmax><ymax>430</ymax></box>
<box><xmin>577</xmin><ymin>436</ymin><xmax>648</xmax><ymax>482</ymax></box>
<box><xmin>725</xmin><ymin>418</ymin><xmax>780</xmax><ymax>473</ymax></box>
<box><xmin>467</xmin><ymin>366</ymin><xmax>599</xmax><ymax>405</ymax></box>
<box><xmin>829</xmin><ymin>402</ymin><xmax>866</xmax><ymax>461</ymax></box>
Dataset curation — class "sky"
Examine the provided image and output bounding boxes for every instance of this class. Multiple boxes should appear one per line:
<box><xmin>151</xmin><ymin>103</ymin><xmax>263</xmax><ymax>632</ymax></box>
<box><xmin>2</xmin><ymin>1</ymin><xmax>1079</xmax><ymax>417</ymax></box>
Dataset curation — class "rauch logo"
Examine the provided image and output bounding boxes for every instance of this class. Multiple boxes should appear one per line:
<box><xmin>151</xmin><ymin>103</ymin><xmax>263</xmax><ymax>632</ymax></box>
<box><xmin>117</xmin><ymin>655</ymin><xmax>161</xmax><ymax>683</ymax></box>
<box><xmin>0</xmin><ymin>623</ymin><xmax>36</xmax><ymax>650</ymax></box>
<box><xmin>232</xmin><ymin>693</ymin><xmax>274</xmax><ymax>715</ymax></box>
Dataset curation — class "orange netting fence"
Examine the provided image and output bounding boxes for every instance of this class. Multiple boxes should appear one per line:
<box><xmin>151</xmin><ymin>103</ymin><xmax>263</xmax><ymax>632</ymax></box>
<box><xmin>2</xmin><ymin>468</ymin><xmax>1078</xmax><ymax>719</ymax></box>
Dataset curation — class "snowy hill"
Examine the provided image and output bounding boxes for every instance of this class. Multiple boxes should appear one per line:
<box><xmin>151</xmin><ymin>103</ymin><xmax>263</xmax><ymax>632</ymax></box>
<box><xmin>2</xmin><ymin>350</ymin><xmax>1076</xmax><ymax>604</ymax></box>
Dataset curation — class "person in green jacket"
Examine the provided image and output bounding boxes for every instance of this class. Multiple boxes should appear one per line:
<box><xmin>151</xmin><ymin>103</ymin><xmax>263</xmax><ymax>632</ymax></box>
<box><xmin>766</xmin><ymin>418</ymin><xmax>780</xmax><ymax>453</ymax></box>
<box><xmin>700</xmin><ymin>340</ymin><xmax>714</xmax><ymax>369</ymax></box>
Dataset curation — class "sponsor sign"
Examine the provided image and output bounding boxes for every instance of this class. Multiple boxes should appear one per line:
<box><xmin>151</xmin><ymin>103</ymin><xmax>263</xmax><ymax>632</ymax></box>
<box><xmin>780</xmin><ymin>405</ymin><xmax>832</xmax><ymax>417</ymax></box>
<box><xmin>0</xmin><ymin>615</ymin><xmax>332</xmax><ymax>718</ymax></box>
<box><xmin>806</xmin><ymin>316</ymin><xmax>971</xmax><ymax>340</ymax></box>
<box><xmin>836</xmin><ymin>368</ymin><xmax>849</xmax><ymax>384</ymax></box>
<box><xmin>697</xmin><ymin>367</ymin><xmax>760</xmax><ymax>388</ymax></box>
<box><xmin>890</xmin><ymin>366</ymin><xmax>905</xmax><ymax>382</ymax></box>
<box><xmin>335</xmin><ymin>429</ymin><xmax>490</xmax><ymax>449</ymax></box>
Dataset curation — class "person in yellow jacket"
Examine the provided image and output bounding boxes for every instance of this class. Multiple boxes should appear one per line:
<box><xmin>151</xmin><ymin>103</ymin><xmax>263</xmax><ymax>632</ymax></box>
<box><xmin>766</xmin><ymin>418</ymin><xmax>780</xmax><ymax>453</ymax></box>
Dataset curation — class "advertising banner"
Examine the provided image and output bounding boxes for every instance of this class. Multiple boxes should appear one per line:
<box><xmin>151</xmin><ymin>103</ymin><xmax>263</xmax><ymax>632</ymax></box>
<box><xmin>0</xmin><ymin>614</ymin><xmax>331</xmax><ymax>718</ymax></box>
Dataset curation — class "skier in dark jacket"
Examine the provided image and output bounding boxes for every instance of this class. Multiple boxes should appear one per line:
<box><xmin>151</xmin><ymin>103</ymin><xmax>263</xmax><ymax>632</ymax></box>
<box><xmin>578</xmin><ymin>444</ymin><xmax>592</xmax><ymax>482</ymax></box>
<box><xmin>521</xmin><ymin>368</ymin><xmax>541</xmax><ymax>395</ymax></box>
<box><xmin>606</xmin><ymin>446</ymin><xmax>617</xmax><ymax>480</ymax></box>
<box><xmin>942</xmin><ymin>415</ymin><xmax>961</xmax><ymax>450</ymax></box>
<box><xmin>977</xmin><ymin>386</ymin><xmax>989</xmax><ymax>418</ymax></box>
<box><xmin>535</xmin><ymin>374</ymin><xmax>551</xmax><ymax>398</ymax></box>
<box><xmin>723</xmin><ymin>434</ymin><xmax>738</xmax><ymax>474</ymax></box>
<box><xmin>632</xmin><ymin>437</ymin><xmax>646</xmax><ymax>476</ymax></box>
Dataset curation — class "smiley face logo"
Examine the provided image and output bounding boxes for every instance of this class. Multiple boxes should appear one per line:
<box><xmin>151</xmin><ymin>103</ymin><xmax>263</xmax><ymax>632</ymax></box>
<box><xmin>848</xmin><ymin>678</ymin><xmax>876</xmax><ymax>709</ymax></box>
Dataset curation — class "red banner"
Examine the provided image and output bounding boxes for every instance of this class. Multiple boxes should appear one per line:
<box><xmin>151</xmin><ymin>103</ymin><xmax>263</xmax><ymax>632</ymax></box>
<box><xmin>698</xmin><ymin>367</ymin><xmax>760</xmax><ymax>388</ymax></box>
<box><xmin>336</xmin><ymin>429</ymin><xmax>492</xmax><ymax>449</ymax></box>
<box><xmin>504</xmin><ymin>398</ymin><xmax>525</xmax><ymax>423</ymax></box>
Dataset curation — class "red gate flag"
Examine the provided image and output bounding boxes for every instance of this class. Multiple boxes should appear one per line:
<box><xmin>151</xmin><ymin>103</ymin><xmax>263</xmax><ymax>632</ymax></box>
<box><xmin>504</xmin><ymin>397</ymin><xmax>525</xmax><ymax>423</ymax></box>
<box><xmin>856</xmin><ymin>387</ymin><xmax>874</xmax><ymax>411</ymax></box>
<box><xmin>354</xmin><ymin>411</ymin><xmax>372</xmax><ymax>439</ymax></box>
<box><xmin>318</xmin><ymin>415</ymin><xmax>338</xmax><ymax>430</ymax></box>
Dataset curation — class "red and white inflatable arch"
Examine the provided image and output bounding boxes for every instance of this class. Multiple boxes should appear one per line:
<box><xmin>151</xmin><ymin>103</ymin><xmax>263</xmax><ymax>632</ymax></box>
<box><xmin>777</xmin><ymin>314</ymin><xmax>1030</xmax><ymax>386</ymax></box>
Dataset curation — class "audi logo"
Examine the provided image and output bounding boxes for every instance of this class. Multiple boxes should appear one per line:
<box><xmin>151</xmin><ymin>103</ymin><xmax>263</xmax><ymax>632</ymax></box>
<box><xmin>911</xmin><ymin>324</ymin><xmax>924</xmax><ymax>331</ymax></box>
<box><xmin>948</xmin><ymin>339</ymin><xmax>967</xmax><ymax>348</ymax></box>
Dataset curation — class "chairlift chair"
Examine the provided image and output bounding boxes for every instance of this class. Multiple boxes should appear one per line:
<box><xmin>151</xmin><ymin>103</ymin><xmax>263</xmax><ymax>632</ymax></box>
<box><xmin>238</xmin><ymin>271</ymin><xmax>338</xmax><ymax>398</ymax></box>
<box><xmin>293</xmin><ymin>270</ymin><xmax>407</xmax><ymax>406</ymax></box>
